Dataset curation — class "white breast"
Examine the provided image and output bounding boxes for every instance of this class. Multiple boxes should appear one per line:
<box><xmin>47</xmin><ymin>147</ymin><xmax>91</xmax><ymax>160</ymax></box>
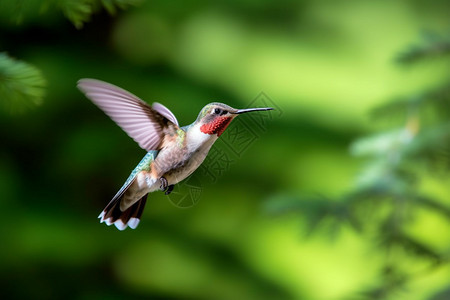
<box><xmin>186</xmin><ymin>123</ymin><xmax>217</xmax><ymax>151</ymax></box>
<box><xmin>162</xmin><ymin>124</ymin><xmax>217</xmax><ymax>184</ymax></box>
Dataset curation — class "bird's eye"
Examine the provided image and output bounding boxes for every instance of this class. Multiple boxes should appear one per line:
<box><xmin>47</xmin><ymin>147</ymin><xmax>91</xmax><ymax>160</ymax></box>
<box><xmin>214</xmin><ymin>108</ymin><xmax>221</xmax><ymax>114</ymax></box>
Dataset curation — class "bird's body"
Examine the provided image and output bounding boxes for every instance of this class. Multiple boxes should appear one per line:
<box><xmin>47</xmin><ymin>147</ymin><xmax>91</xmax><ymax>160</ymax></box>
<box><xmin>77</xmin><ymin>79</ymin><xmax>272</xmax><ymax>230</ymax></box>
<box><xmin>116</xmin><ymin>123</ymin><xmax>217</xmax><ymax>214</ymax></box>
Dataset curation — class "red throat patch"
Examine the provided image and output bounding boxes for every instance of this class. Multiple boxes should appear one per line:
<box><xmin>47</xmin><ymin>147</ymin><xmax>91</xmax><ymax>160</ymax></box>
<box><xmin>200</xmin><ymin>117</ymin><xmax>233</xmax><ymax>136</ymax></box>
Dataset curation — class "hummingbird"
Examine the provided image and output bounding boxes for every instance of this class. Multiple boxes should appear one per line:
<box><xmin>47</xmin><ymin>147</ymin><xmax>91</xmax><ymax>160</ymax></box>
<box><xmin>77</xmin><ymin>79</ymin><xmax>273</xmax><ymax>230</ymax></box>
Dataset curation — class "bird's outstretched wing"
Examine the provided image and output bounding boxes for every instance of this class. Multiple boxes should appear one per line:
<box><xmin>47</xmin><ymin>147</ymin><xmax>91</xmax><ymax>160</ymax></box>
<box><xmin>77</xmin><ymin>79</ymin><xmax>179</xmax><ymax>151</ymax></box>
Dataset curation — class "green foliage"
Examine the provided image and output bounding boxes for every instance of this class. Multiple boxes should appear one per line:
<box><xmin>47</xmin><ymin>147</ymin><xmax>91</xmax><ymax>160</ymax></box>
<box><xmin>396</xmin><ymin>31</ymin><xmax>450</xmax><ymax>65</ymax></box>
<box><xmin>100</xmin><ymin>0</ymin><xmax>141</xmax><ymax>15</ymax></box>
<box><xmin>266</xmin><ymin>32</ymin><xmax>450</xmax><ymax>300</ymax></box>
<box><xmin>1</xmin><ymin>1</ymin><xmax>449</xmax><ymax>299</ymax></box>
<box><xmin>0</xmin><ymin>0</ymin><xmax>141</xmax><ymax>28</ymax></box>
<box><xmin>0</xmin><ymin>53</ymin><xmax>46</xmax><ymax>113</ymax></box>
<box><xmin>58</xmin><ymin>0</ymin><xmax>142</xmax><ymax>29</ymax></box>
<box><xmin>0</xmin><ymin>0</ymin><xmax>141</xmax><ymax>113</ymax></box>
<box><xmin>58</xmin><ymin>0</ymin><xmax>93</xmax><ymax>29</ymax></box>
<box><xmin>0</xmin><ymin>0</ymin><xmax>42</xmax><ymax>25</ymax></box>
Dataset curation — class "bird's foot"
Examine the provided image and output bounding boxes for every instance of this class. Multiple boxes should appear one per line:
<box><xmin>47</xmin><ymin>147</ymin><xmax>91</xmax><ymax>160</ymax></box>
<box><xmin>159</xmin><ymin>177</ymin><xmax>168</xmax><ymax>191</ymax></box>
<box><xmin>164</xmin><ymin>185</ymin><xmax>174</xmax><ymax>195</ymax></box>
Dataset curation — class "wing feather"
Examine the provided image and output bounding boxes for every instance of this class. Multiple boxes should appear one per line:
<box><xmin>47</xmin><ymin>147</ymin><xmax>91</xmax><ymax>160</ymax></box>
<box><xmin>77</xmin><ymin>79</ymin><xmax>179</xmax><ymax>151</ymax></box>
<box><xmin>152</xmin><ymin>102</ymin><xmax>179</xmax><ymax>126</ymax></box>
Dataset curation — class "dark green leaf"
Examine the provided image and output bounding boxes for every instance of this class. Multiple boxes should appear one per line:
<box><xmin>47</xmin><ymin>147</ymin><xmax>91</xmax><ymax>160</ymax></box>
<box><xmin>0</xmin><ymin>53</ymin><xmax>46</xmax><ymax>113</ymax></box>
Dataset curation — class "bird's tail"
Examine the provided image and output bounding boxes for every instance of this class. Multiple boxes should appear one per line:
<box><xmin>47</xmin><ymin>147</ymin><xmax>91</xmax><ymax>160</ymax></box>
<box><xmin>98</xmin><ymin>195</ymin><xmax>148</xmax><ymax>230</ymax></box>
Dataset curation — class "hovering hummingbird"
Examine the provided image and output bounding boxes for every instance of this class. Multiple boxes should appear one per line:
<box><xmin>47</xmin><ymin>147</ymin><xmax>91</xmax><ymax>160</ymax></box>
<box><xmin>77</xmin><ymin>79</ymin><xmax>273</xmax><ymax>230</ymax></box>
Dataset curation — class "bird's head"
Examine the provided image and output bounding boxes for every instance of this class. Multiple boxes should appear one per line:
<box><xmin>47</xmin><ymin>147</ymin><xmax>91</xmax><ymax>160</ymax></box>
<box><xmin>195</xmin><ymin>102</ymin><xmax>273</xmax><ymax>137</ymax></box>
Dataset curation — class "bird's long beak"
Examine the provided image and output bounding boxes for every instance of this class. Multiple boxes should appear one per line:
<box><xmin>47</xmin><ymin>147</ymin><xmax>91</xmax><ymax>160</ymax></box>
<box><xmin>234</xmin><ymin>107</ymin><xmax>274</xmax><ymax>114</ymax></box>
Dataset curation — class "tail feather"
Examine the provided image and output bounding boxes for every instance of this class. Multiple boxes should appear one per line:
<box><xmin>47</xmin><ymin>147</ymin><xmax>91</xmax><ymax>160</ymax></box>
<box><xmin>98</xmin><ymin>195</ymin><xmax>148</xmax><ymax>230</ymax></box>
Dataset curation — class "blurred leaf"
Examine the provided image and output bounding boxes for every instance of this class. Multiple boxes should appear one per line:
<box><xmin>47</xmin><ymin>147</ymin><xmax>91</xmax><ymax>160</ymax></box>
<box><xmin>58</xmin><ymin>0</ymin><xmax>142</xmax><ymax>28</ymax></box>
<box><xmin>100</xmin><ymin>0</ymin><xmax>142</xmax><ymax>15</ymax></box>
<box><xmin>370</xmin><ymin>98</ymin><xmax>411</xmax><ymax>122</ymax></box>
<box><xmin>358</xmin><ymin>266</ymin><xmax>408</xmax><ymax>300</ymax></box>
<box><xmin>58</xmin><ymin>0</ymin><xmax>92</xmax><ymax>29</ymax></box>
<box><xmin>379</xmin><ymin>228</ymin><xmax>442</xmax><ymax>263</ymax></box>
<box><xmin>0</xmin><ymin>53</ymin><xmax>46</xmax><ymax>113</ymax></box>
<box><xmin>0</xmin><ymin>0</ymin><xmax>141</xmax><ymax>29</ymax></box>
<box><xmin>413</xmin><ymin>195</ymin><xmax>450</xmax><ymax>219</ymax></box>
<box><xmin>407</xmin><ymin>122</ymin><xmax>450</xmax><ymax>172</ymax></box>
<box><xmin>371</xmin><ymin>83</ymin><xmax>450</xmax><ymax>122</ymax></box>
<box><xmin>350</xmin><ymin>129</ymin><xmax>413</xmax><ymax>158</ymax></box>
<box><xmin>267</xmin><ymin>29</ymin><xmax>450</xmax><ymax>299</ymax></box>
<box><xmin>396</xmin><ymin>30</ymin><xmax>450</xmax><ymax>65</ymax></box>
<box><xmin>0</xmin><ymin>0</ymin><xmax>44</xmax><ymax>24</ymax></box>
<box><xmin>399</xmin><ymin>236</ymin><xmax>442</xmax><ymax>262</ymax></box>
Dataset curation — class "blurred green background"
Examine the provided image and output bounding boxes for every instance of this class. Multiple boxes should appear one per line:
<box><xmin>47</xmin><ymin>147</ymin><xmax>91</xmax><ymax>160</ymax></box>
<box><xmin>1</xmin><ymin>0</ymin><xmax>449</xmax><ymax>299</ymax></box>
